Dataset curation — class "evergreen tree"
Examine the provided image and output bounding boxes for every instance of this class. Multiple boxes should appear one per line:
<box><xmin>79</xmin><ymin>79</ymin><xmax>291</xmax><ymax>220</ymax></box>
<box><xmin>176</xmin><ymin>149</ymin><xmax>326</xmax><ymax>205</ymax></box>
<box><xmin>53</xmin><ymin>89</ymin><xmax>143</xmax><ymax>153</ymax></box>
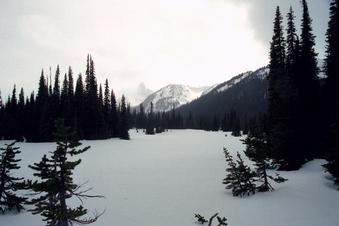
<box><xmin>28</xmin><ymin>119</ymin><xmax>103</xmax><ymax>226</ymax></box>
<box><xmin>50</xmin><ymin>66</ymin><xmax>61</xmax><ymax>134</ymax></box>
<box><xmin>226</xmin><ymin>109</ymin><xmax>241</xmax><ymax>136</ymax></box>
<box><xmin>211</xmin><ymin>116</ymin><xmax>219</xmax><ymax>132</ymax></box>
<box><xmin>118</xmin><ymin>95</ymin><xmax>130</xmax><ymax>140</ymax></box>
<box><xmin>84</xmin><ymin>55</ymin><xmax>100</xmax><ymax>139</ymax></box>
<box><xmin>146</xmin><ymin>102</ymin><xmax>155</xmax><ymax>135</ymax></box>
<box><xmin>136</xmin><ymin>104</ymin><xmax>146</xmax><ymax>130</ymax></box>
<box><xmin>18</xmin><ymin>88</ymin><xmax>25</xmax><ymax>140</ymax></box>
<box><xmin>267</xmin><ymin>6</ymin><xmax>287</xmax><ymax>165</ymax></box>
<box><xmin>323</xmin><ymin>0</ymin><xmax>339</xmax><ymax>186</ymax></box>
<box><xmin>244</xmin><ymin>126</ymin><xmax>287</xmax><ymax>192</ymax></box>
<box><xmin>298</xmin><ymin>0</ymin><xmax>320</xmax><ymax>159</ymax></box>
<box><xmin>67</xmin><ymin>67</ymin><xmax>74</xmax><ymax>98</ymax></box>
<box><xmin>36</xmin><ymin>70</ymin><xmax>50</xmax><ymax>142</ymax></box>
<box><xmin>110</xmin><ymin>90</ymin><xmax>118</xmax><ymax>137</ymax></box>
<box><xmin>223</xmin><ymin>149</ymin><xmax>256</xmax><ymax>197</ymax></box>
<box><xmin>53</xmin><ymin>66</ymin><xmax>61</xmax><ymax>99</ymax></box>
<box><xmin>0</xmin><ymin>142</ymin><xmax>26</xmax><ymax>213</ymax></box>
<box><xmin>267</xmin><ymin>6</ymin><xmax>305</xmax><ymax>170</ymax></box>
<box><xmin>74</xmin><ymin>74</ymin><xmax>85</xmax><ymax>138</ymax></box>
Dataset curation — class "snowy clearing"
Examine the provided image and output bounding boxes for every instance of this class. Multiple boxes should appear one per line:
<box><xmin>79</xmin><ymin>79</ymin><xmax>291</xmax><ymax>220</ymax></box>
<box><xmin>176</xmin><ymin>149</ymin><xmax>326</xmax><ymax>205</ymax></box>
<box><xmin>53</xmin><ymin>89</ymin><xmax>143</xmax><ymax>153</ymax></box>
<box><xmin>1</xmin><ymin>130</ymin><xmax>339</xmax><ymax>226</ymax></box>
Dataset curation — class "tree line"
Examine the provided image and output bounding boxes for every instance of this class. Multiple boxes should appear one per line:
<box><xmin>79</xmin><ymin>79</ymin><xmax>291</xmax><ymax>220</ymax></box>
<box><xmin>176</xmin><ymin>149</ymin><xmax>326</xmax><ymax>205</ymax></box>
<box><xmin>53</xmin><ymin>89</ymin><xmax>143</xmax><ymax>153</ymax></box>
<box><xmin>240</xmin><ymin>0</ymin><xmax>339</xmax><ymax>189</ymax></box>
<box><xmin>130</xmin><ymin>104</ymin><xmax>255</xmax><ymax>136</ymax></box>
<box><xmin>0</xmin><ymin>55</ymin><xmax>130</xmax><ymax>141</ymax></box>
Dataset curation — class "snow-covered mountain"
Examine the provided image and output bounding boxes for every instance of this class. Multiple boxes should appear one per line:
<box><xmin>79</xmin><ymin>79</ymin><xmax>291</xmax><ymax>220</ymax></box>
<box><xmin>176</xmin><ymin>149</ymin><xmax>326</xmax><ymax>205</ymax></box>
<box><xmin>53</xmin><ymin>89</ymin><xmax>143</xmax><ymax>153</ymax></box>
<box><xmin>139</xmin><ymin>84</ymin><xmax>210</xmax><ymax>112</ymax></box>
<box><xmin>178</xmin><ymin>66</ymin><xmax>269</xmax><ymax>120</ymax></box>
<box><xmin>206</xmin><ymin>67</ymin><xmax>269</xmax><ymax>95</ymax></box>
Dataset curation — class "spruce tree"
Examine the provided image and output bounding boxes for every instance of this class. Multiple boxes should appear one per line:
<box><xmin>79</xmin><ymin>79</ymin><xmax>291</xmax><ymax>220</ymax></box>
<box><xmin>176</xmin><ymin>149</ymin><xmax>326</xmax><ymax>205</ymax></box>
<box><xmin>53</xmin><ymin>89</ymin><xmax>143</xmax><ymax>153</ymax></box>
<box><xmin>74</xmin><ymin>74</ymin><xmax>85</xmax><ymax>138</ymax></box>
<box><xmin>28</xmin><ymin>119</ymin><xmax>103</xmax><ymax>226</ymax></box>
<box><xmin>0</xmin><ymin>142</ymin><xmax>26</xmax><ymax>213</ymax></box>
<box><xmin>323</xmin><ymin>0</ymin><xmax>339</xmax><ymax>186</ymax></box>
<box><xmin>118</xmin><ymin>95</ymin><xmax>130</xmax><ymax>140</ymax></box>
<box><xmin>67</xmin><ymin>67</ymin><xmax>74</xmax><ymax>98</ymax></box>
<box><xmin>110</xmin><ymin>90</ymin><xmax>118</xmax><ymax>137</ymax></box>
<box><xmin>36</xmin><ymin>70</ymin><xmax>50</xmax><ymax>142</ymax></box>
<box><xmin>267</xmin><ymin>6</ymin><xmax>305</xmax><ymax>170</ymax></box>
<box><xmin>146</xmin><ymin>102</ymin><xmax>155</xmax><ymax>135</ymax></box>
<box><xmin>244</xmin><ymin>126</ymin><xmax>287</xmax><ymax>192</ymax></box>
<box><xmin>267</xmin><ymin>6</ymin><xmax>287</xmax><ymax>165</ymax></box>
<box><xmin>223</xmin><ymin>149</ymin><xmax>256</xmax><ymax>197</ymax></box>
<box><xmin>136</xmin><ymin>104</ymin><xmax>146</xmax><ymax>130</ymax></box>
<box><xmin>299</xmin><ymin>0</ymin><xmax>320</xmax><ymax>159</ymax></box>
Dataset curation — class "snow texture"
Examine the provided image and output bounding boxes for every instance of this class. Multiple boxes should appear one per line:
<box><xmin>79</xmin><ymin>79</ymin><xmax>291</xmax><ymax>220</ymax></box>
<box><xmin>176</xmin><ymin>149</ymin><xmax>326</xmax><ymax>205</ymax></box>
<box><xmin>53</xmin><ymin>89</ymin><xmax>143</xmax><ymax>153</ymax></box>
<box><xmin>1</xmin><ymin>130</ymin><xmax>339</xmax><ymax>226</ymax></box>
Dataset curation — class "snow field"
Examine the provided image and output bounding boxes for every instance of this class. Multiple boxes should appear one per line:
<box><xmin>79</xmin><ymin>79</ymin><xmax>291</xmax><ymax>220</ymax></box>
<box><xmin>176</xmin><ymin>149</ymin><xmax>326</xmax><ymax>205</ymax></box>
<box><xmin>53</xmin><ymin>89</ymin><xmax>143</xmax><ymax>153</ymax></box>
<box><xmin>1</xmin><ymin>130</ymin><xmax>339</xmax><ymax>226</ymax></box>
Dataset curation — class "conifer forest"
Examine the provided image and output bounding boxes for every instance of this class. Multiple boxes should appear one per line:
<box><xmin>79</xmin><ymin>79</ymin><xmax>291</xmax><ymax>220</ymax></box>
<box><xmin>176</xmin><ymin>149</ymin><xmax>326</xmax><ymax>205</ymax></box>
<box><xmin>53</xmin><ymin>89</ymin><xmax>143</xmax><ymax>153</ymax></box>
<box><xmin>0</xmin><ymin>0</ymin><xmax>339</xmax><ymax>226</ymax></box>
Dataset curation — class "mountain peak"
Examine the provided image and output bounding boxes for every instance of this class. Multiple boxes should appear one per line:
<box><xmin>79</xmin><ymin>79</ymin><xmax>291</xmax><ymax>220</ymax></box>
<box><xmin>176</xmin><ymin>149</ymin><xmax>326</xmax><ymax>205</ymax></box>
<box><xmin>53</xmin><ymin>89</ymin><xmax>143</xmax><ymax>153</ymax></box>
<box><xmin>139</xmin><ymin>84</ymin><xmax>210</xmax><ymax>112</ymax></box>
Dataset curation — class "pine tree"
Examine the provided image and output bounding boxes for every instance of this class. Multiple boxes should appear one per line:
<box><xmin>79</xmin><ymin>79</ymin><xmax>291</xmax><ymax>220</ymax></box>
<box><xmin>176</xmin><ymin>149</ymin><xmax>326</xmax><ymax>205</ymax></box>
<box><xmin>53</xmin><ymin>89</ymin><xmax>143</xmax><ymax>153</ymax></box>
<box><xmin>227</xmin><ymin>109</ymin><xmax>241</xmax><ymax>136</ymax></box>
<box><xmin>267</xmin><ymin>6</ymin><xmax>287</xmax><ymax>165</ymax></box>
<box><xmin>118</xmin><ymin>95</ymin><xmax>130</xmax><ymax>140</ymax></box>
<box><xmin>223</xmin><ymin>149</ymin><xmax>256</xmax><ymax>197</ymax></box>
<box><xmin>0</xmin><ymin>142</ymin><xmax>26</xmax><ymax>213</ymax></box>
<box><xmin>36</xmin><ymin>70</ymin><xmax>50</xmax><ymax>142</ymax></box>
<box><xmin>67</xmin><ymin>67</ymin><xmax>74</xmax><ymax>98</ymax></box>
<box><xmin>53</xmin><ymin>66</ymin><xmax>61</xmax><ymax>99</ymax></box>
<box><xmin>267</xmin><ymin>6</ymin><xmax>306</xmax><ymax>170</ymax></box>
<box><xmin>74</xmin><ymin>74</ymin><xmax>85</xmax><ymax>138</ymax></box>
<box><xmin>28</xmin><ymin>119</ymin><xmax>103</xmax><ymax>226</ymax></box>
<box><xmin>136</xmin><ymin>104</ymin><xmax>146</xmax><ymax>130</ymax></box>
<box><xmin>18</xmin><ymin>88</ymin><xmax>26</xmax><ymax>140</ymax></box>
<box><xmin>110</xmin><ymin>90</ymin><xmax>118</xmax><ymax>137</ymax></box>
<box><xmin>84</xmin><ymin>55</ymin><xmax>100</xmax><ymax>139</ymax></box>
<box><xmin>244</xmin><ymin>126</ymin><xmax>287</xmax><ymax>192</ymax></box>
<box><xmin>323</xmin><ymin>0</ymin><xmax>339</xmax><ymax>186</ymax></box>
<box><xmin>211</xmin><ymin>116</ymin><xmax>219</xmax><ymax>132</ymax></box>
<box><xmin>298</xmin><ymin>0</ymin><xmax>320</xmax><ymax>159</ymax></box>
<box><xmin>146</xmin><ymin>102</ymin><xmax>155</xmax><ymax>135</ymax></box>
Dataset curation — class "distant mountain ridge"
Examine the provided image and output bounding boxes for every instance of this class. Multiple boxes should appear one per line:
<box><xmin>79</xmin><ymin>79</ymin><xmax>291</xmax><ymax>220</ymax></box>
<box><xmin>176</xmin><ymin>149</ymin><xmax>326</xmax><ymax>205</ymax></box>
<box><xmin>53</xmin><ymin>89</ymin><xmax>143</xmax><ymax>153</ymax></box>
<box><xmin>136</xmin><ymin>66</ymin><xmax>269</xmax><ymax>116</ymax></box>
<box><xmin>178</xmin><ymin>67</ymin><xmax>269</xmax><ymax>120</ymax></box>
<box><xmin>139</xmin><ymin>84</ymin><xmax>210</xmax><ymax>112</ymax></box>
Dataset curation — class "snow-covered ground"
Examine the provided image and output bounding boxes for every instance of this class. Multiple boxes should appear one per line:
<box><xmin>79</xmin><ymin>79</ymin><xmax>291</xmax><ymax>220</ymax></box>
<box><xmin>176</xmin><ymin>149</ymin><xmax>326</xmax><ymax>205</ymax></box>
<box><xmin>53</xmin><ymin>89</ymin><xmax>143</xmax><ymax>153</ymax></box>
<box><xmin>1</xmin><ymin>130</ymin><xmax>339</xmax><ymax>226</ymax></box>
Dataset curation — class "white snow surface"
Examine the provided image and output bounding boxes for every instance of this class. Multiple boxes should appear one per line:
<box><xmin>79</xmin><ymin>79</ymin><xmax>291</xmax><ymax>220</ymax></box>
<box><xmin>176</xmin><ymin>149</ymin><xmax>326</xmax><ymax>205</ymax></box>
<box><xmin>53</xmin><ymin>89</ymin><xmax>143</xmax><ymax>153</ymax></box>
<box><xmin>1</xmin><ymin>130</ymin><xmax>339</xmax><ymax>226</ymax></box>
<box><xmin>140</xmin><ymin>85</ymin><xmax>209</xmax><ymax>112</ymax></box>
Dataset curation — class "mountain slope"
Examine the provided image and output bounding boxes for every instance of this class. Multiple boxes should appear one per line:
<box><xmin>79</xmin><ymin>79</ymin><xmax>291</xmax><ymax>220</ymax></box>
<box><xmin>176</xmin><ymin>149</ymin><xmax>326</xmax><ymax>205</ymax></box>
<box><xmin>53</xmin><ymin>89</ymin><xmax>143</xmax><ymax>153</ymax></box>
<box><xmin>178</xmin><ymin>67</ymin><xmax>269</xmax><ymax>120</ymax></box>
<box><xmin>139</xmin><ymin>84</ymin><xmax>209</xmax><ymax>112</ymax></box>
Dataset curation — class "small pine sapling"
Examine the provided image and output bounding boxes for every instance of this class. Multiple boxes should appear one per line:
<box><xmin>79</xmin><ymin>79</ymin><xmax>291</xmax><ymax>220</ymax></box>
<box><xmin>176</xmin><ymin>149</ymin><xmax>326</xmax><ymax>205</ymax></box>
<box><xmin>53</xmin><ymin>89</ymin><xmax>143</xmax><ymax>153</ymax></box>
<box><xmin>0</xmin><ymin>141</ymin><xmax>26</xmax><ymax>213</ymax></box>
<box><xmin>244</xmin><ymin>130</ymin><xmax>287</xmax><ymax>192</ymax></box>
<box><xmin>223</xmin><ymin>148</ymin><xmax>256</xmax><ymax>197</ymax></box>
<box><xmin>27</xmin><ymin>119</ymin><xmax>104</xmax><ymax>226</ymax></box>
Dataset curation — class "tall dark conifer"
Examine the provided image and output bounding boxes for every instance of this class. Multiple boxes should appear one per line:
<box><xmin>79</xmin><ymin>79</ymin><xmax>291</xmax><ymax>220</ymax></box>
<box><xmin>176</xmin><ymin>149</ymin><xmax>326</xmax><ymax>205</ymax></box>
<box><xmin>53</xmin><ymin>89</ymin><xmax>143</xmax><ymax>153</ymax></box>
<box><xmin>74</xmin><ymin>74</ymin><xmax>85</xmax><ymax>138</ymax></box>
<box><xmin>268</xmin><ymin>6</ymin><xmax>300</xmax><ymax>169</ymax></box>
<box><xmin>36</xmin><ymin>70</ymin><xmax>50</xmax><ymax>141</ymax></box>
<box><xmin>146</xmin><ymin>102</ymin><xmax>155</xmax><ymax>135</ymax></box>
<box><xmin>110</xmin><ymin>90</ymin><xmax>118</xmax><ymax>137</ymax></box>
<box><xmin>299</xmin><ymin>0</ymin><xmax>320</xmax><ymax>159</ymax></box>
<box><xmin>119</xmin><ymin>95</ymin><xmax>129</xmax><ymax>140</ymax></box>
<box><xmin>323</xmin><ymin>0</ymin><xmax>339</xmax><ymax>186</ymax></box>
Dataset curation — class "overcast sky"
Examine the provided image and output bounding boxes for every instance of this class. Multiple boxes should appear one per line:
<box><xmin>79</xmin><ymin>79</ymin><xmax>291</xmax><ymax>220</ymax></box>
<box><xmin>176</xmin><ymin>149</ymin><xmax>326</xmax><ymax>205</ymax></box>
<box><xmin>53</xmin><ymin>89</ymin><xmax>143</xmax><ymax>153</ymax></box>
<box><xmin>0</xmin><ymin>0</ymin><xmax>330</xmax><ymax>101</ymax></box>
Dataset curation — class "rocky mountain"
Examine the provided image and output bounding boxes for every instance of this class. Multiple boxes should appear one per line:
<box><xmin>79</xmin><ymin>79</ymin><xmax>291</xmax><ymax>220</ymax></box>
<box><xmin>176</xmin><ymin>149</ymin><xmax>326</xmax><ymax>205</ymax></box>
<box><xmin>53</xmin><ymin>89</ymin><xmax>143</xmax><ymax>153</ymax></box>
<box><xmin>178</xmin><ymin>67</ymin><xmax>269</xmax><ymax>120</ymax></box>
<box><xmin>139</xmin><ymin>84</ymin><xmax>210</xmax><ymax>112</ymax></box>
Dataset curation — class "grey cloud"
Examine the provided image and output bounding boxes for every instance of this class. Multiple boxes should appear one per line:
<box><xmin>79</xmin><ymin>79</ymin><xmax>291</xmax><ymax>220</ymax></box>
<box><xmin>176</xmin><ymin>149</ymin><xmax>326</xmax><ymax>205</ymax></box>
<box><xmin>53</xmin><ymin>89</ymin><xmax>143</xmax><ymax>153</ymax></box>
<box><xmin>228</xmin><ymin>0</ymin><xmax>330</xmax><ymax>57</ymax></box>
